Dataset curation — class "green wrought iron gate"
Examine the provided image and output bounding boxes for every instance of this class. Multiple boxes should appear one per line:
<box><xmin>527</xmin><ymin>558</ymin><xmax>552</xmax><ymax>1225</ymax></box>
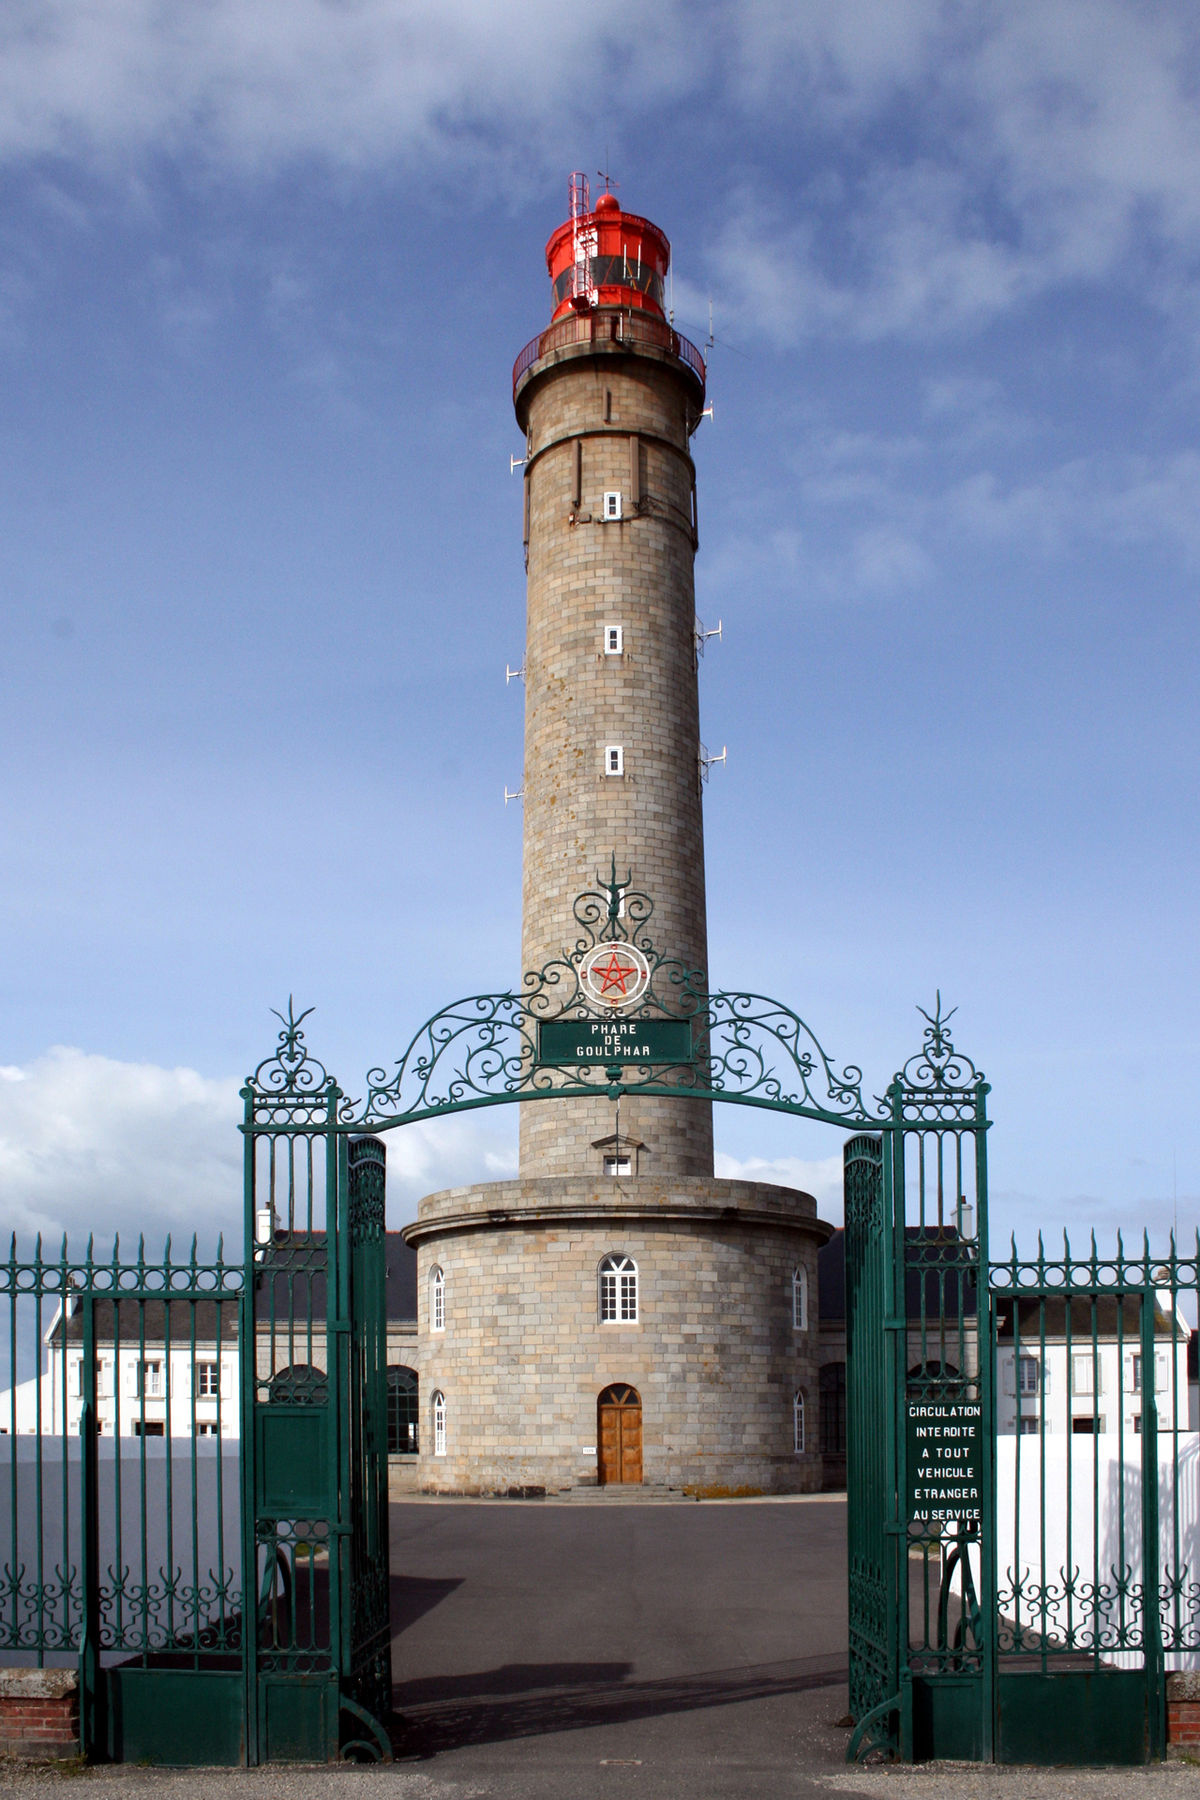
<box><xmin>844</xmin><ymin>1134</ymin><xmax>894</xmax><ymax>1736</ymax></box>
<box><xmin>844</xmin><ymin>1001</ymin><xmax>1198</xmax><ymax>1765</ymax></box>
<box><xmin>240</xmin><ymin>1032</ymin><xmax>393</xmax><ymax>1766</ymax></box>
<box><xmin>845</xmin><ymin>1001</ymin><xmax>993</xmax><ymax>1762</ymax></box>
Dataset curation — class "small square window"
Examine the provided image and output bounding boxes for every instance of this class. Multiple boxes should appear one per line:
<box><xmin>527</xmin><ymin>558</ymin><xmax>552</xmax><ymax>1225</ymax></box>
<box><xmin>605</xmin><ymin>746</ymin><xmax>624</xmax><ymax>776</ymax></box>
<box><xmin>602</xmin><ymin>491</ymin><xmax>622</xmax><ymax>520</ymax></box>
<box><xmin>604</xmin><ymin>1156</ymin><xmax>632</xmax><ymax>1177</ymax></box>
<box><xmin>604</xmin><ymin>625</ymin><xmax>623</xmax><ymax>655</ymax></box>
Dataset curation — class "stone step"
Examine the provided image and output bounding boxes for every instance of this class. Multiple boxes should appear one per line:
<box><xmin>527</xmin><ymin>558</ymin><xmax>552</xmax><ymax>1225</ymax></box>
<box><xmin>558</xmin><ymin>1484</ymin><xmax>694</xmax><ymax>1503</ymax></box>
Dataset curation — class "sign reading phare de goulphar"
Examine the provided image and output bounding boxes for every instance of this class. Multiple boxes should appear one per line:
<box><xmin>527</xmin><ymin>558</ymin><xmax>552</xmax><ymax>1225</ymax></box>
<box><xmin>536</xmin><ymin>1017</ymin><xmax>694</xmax><ymax>1066</ymax></box>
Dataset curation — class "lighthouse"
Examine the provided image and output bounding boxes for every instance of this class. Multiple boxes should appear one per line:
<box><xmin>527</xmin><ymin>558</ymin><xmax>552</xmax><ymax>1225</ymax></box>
<box><xmin>403</xmin><ymin>181</ymin><xmax>829</xmax><ymax>1496</ymax></box>
<box><xmin>514</xmin><ymin>176</ymin><xmax>712</xmax><ymax>1180</ymax></box>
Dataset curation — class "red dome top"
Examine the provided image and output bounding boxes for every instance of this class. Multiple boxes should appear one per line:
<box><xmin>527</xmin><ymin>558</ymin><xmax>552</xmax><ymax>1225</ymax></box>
<box><xmin>544</xmin><ymin>193</ymin><xmax>670</xmax><ymax>323</ymax></box>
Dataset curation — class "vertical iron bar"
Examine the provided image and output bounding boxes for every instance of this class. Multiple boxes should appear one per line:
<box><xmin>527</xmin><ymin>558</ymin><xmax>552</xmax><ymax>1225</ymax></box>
<box><xmin>1141</xmin><ymin>1278</ymin><xmax>1164</xmax><ymax>1757</ymax></box>
<box><xmin>77</xmin><ymin>1295</ymin><xmax>99</xmax><ymax>1758</ymax></box>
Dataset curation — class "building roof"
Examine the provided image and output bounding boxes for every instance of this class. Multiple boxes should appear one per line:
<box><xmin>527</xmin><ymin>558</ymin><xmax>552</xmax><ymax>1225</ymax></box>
<box><xmin>51</xmin><ymin>1297</ymin><xmax>239</xmax><ymax>1345</ymax></box>
<box><xmin>256</xmin><ymin>1230</ymin><xmax>416</xmax><ymax>1325</ymax></box>
<box><xmin>816</xmin><ymin>1225</ymin><xmax>978</xmax><ymax>1324</ymax></box>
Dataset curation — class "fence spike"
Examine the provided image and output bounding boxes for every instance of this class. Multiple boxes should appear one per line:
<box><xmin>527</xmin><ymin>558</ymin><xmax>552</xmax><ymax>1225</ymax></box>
<box><xmin>216</xmin><ymin>1231</ymin><xmax>224</xmax><ymax>1264</ymax></box>
<box><xmin>189</xmin><ymin>1234</ymin><xmax>198</xmax><ymax>1268</ymax></box>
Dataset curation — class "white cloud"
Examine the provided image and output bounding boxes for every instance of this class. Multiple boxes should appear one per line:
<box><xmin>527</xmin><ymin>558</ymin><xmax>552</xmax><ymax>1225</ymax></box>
<box><xmin>0</xmin><ymin>0</ymin><xmax>699</xmax><ymax>175</ymax></box>
<box><xmin>715</xmin><ymin>1149</ymin><xmax>845</xmax><ymax>1221</ymax></box>
<box><xmin>0</xmin><ymin>1048</ymin><xmax>244</xmax><ymax>1245</ymax></box>
<box><xmin>0</xmin><ymin>1046</ymin><xmax>515</xmax><ymax>1249</ymax></box>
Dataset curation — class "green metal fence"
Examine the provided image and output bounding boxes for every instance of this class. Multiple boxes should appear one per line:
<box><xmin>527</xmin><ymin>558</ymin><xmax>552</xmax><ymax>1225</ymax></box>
<box><xmin>844</xmin><ymin>988</ymin><xmax>1199</xmax><ymax>1767</ymax></box>
<box><xmin>0</xmin><ymin>1236</ymin><xmax>246</xmax><ymax>1761</ymax></box>
<box><xmin>987</xmin><ymin>1233</ymin><xmax>1198</xmax><ymax>1764</ymax></box>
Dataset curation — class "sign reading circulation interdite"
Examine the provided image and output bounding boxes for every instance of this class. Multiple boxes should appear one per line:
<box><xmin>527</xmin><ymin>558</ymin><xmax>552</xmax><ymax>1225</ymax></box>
<box><xmin>536</xmin><ymin>1017</ymin><xmax>695</xmax><ymax>1066</ymax></box>
<box><xmin>907</xmin><ymin>1396</ymin><xmax>983</xmax><ymax>1523</ymax></box>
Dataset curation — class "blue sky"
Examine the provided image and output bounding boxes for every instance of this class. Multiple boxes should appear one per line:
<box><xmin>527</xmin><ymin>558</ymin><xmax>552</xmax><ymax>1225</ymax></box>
<box><xmin>2</xmin><ymin>0</ymin><xmax>1198</xmax><ymax>1251</ymax></box>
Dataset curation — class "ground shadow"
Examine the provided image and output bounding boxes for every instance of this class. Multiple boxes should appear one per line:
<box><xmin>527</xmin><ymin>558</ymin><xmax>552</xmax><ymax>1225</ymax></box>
<box><xmin>392</xmin><ymin>1653</ymin><xmax>848</xmax><ymax>1757</ymax></box>
<box><xmin>389</xmin><ymin>1574</ymin><xmax>464</xmax><ymax>1634</ymax></box>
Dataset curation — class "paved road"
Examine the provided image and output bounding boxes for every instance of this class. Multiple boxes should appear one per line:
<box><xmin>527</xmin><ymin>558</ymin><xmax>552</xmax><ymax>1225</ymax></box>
<box><xmin>4</xmin><ymin>1495</ymin><xmax>1199</xmax><ymax>1798</ymax></box>
<box><xmin>388</xmin><ymin>1493</ymin><xmax>851</xmax><ymax>1797</ymax></box>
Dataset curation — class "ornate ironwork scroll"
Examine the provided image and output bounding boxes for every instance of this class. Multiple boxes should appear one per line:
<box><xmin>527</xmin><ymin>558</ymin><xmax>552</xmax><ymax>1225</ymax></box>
<box><xmin>242</xmin><ymin>869</ymin><xmax>877</xmax><ymax>1133</ymax></box>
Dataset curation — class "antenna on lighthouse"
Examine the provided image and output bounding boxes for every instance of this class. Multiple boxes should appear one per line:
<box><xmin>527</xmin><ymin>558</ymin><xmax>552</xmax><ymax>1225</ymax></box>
<box><xmin>568</xmin><ymin>171</ymin><xmax>597</xmax><ymax>311</ymax></box>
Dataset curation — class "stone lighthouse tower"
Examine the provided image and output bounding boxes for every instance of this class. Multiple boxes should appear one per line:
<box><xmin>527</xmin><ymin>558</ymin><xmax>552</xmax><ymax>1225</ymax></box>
<box><xmin>515</xmin><ymin>179</ymin><xmax>712</xmax><ymax>1181</ymax></box>
<box><xmin>404</xmin><ymin>180</ymin><xmax>829</xmax><ymax>1497</ymax></box>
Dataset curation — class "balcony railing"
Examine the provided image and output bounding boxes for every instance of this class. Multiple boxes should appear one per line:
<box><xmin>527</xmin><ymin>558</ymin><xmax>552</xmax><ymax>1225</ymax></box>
<box><xmin>512</xmin><ymin>308</ymin><xmax>706</xmax><ymax>402</ymax></box>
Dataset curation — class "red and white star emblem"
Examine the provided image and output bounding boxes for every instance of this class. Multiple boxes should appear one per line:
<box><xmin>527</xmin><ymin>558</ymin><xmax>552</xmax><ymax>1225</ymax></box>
<box><xmin>581</xmin><ymin>942</ymin><xmax>651</xmax><ymax>1011</ymax></box>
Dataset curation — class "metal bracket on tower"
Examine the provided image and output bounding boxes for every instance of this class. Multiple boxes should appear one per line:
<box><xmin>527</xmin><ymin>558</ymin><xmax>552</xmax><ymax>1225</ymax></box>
<box><xmin>505</xmin><ymin>661</ymin><xmax>525</xmax><ymax>684</ymax></box>
<box><xmin>510</xmin><ymin>454</ymin><xmax>526</xmax><ymax>473</ymax></box>
<box><xmin>504</xmin><ymin>785</ymin><xmax>524</xmax><ymax>806</ymax></box>
<box><xmin>694</xmin><ymin>617</ymin><xmax>723</xmax><ymax>658</ymax></box>
<box><xmin>699</xmin><ymin>744</ymin><xmax>727</xmax><ymax>784</ymax></box>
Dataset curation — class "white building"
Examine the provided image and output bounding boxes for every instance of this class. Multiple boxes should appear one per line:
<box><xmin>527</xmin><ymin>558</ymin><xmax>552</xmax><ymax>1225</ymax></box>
<box><xmin>996</xmin><ymin>1292</ymin><xmax>1191</xmax><ymax>1436</ymax></box>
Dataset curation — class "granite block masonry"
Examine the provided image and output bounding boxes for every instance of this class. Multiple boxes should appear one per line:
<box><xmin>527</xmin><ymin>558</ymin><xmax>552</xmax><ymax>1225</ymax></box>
<box><xmin>403</xmin><ymin>184</ymin><xmax>831</xmax><ymax>1495</ymax></box>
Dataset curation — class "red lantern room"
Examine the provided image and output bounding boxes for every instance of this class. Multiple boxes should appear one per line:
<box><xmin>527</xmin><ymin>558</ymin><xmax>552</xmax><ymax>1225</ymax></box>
<box><xmin>544</xmin><ymin>174</ymin><xmax>671</xmax><ymax>323</ymax></box>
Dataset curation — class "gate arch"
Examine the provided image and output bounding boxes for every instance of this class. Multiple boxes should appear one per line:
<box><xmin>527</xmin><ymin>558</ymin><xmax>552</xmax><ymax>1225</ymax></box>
<box><xmin>239</xmin><ymin>872</ymin><xmax>992</xmax><ymax>1766</ymax></box>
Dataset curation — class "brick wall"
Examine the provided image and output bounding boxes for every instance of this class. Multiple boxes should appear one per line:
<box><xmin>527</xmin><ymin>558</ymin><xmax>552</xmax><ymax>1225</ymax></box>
<box><xmin>0</xmin><ymin>1670</ymin><xmax>78</xmax><ymax>1760</ymax></box>
<box><xmin>1168</xmin><ymin>1673</ymin><xmax>1200</xmax><ymax>1747</ymax></box>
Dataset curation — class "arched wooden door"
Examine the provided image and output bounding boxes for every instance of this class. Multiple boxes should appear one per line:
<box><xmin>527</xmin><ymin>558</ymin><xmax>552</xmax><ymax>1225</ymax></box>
<box><xmin>597</xmin><ymin>1383</ymin><xmax>642</xmax><ymax>1485</ymax></box>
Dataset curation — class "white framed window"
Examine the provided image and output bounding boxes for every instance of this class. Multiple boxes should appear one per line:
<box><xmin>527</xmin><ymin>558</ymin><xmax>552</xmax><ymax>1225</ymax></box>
<box><xmin>792</xmin><ymin>1266</ymin><xmax>808</xmax><ymax>1331</ymax></box>
<box><xmin>137</xmin><ymin>1360</ymin><xmax>163</xmax><ymax>1399</ymax></box>
<box><xmin>430</xmin><ymin>1265</ymin><xmax>445</xmax><ymax>1334</ymax></box>
<box><xmin>1017</xmin><ymin>1356</ymin><xmax>1043</xmax><ymax>1395</ymax></box>
<box><xmin>196</xmin><ymin>1422</ymin><xmax>219</xmax><ymax>1437</ymax></box>
<box><xmin>196</xmin><ymin>1362</ymin><xmax>220</xmax><ymax>1398</ymax></box>
<box><xmin>602</xmin><ymin>491</ymin><xmax>622</xmax><ymax>520</ymax></box>
<box><xmin>605</xmin><ymin>745</ymin><xmax>624</xmax><ymax>776</ymax></box>
<box><xmin>793</xmin><ymin>1390</ymin><xmax>806</xmax><ymax>1454</ymax></box>
<box><xmin>599</xmin><ymin>1254</ymin><xmax>638</xmax><ymax>1323</ymax></box>
<box><xmin>603</xmin><ymin>1155</ymin><xmax>632</xmax><ymax>1177</ymax></box>
<box><xmin>1071</xmin><ymin>1354</ymin><xmax>1098</xmax><ymax>1396</ymax></box>
<box><xmin>432</xmin><ymin>1390</ymin><xmax>446</xmax><ymax>1456</ymax></box>
<box><xmin>1130</xmin><ymin>1353</ymin><xmax>1167</xmax><ymax>1392</ymax></box>
<box><xmin>1018</xmin><ymin>1416</ymin><xmax>1040</xmax><ymax>1435</ymax></box>
<box><xmin>604</xmin><ymin>625</ymin><xmax>624</xmax><ymax>655</ymax></box>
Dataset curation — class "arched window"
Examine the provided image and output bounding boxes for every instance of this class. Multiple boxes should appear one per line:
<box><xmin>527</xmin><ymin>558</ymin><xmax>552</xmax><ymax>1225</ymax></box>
<box><xmin>793</xmin><ymin>1390</ymin><xmax>806</xmax><ymax>1454</ymax></box>
<box><xmin>387</xmin><ymin>1366</ymin><xmax>418</xmax><ymax>1453</ymax></box>
<box><xmin>431</xmin><ymin>1389</ymin><xmax>446</xmax><ymax>1456</ymax></box>
<box><xmin>599</xmin><ymin>1254</ymin><xmax>638</xmax><ymax>1323</ymax></box>
<box><xmin>430</xmin><ymin>1265</ymin><xmax>445</xmax><ymax>1333</ymax></box>
<box><xmin>792</xmin><ymin>1266</ymin><xmax>808</xmax><ymax>1331</ymax></box>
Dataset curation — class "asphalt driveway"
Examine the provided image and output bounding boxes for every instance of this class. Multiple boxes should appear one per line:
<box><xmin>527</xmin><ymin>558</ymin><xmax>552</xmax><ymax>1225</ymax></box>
<box><xmin>388</xmin><ymin>1494</ymin><xmax>854</xmax><ymax>1799</ymax></box>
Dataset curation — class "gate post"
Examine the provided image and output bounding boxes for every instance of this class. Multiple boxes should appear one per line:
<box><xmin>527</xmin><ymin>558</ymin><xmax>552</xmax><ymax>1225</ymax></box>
<box><xmin>849</xmin><ymin>1002</ymin><xmax>992</xmax><ymax>1765</ymax></box>
<box><xmin>77</xmin><ymin>1294</ymin><xmax>100</xmax><ymax>1759</ymax></box>
<box><xmin>1140</xmin><ymin>1275</ymin><xmax>1164</xmax><ymax>1759</ymax></box>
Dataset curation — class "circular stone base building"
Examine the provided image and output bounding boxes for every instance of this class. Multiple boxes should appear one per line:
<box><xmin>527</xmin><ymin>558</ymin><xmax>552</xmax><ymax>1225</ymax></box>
<box><xmin>402</xmin><ymin>1176</ymin><xmax>831</xmax><ymax>1496</ymax></box>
